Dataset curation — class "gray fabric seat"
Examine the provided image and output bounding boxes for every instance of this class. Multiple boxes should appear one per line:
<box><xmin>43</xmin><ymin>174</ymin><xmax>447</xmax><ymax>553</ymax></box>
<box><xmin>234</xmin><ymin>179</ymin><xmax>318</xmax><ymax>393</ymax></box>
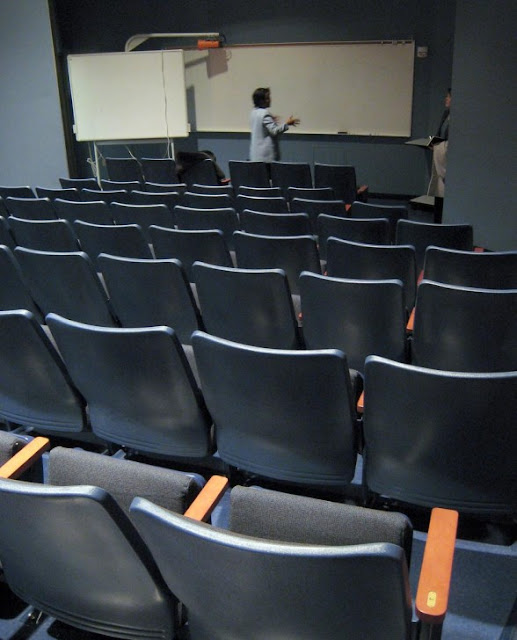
<box><xmin>0</xmin><ymin>447</ymin><xmax>204</xmax><ymax>639</ymax></box>
<box><xmin>130</xmin><ymin>484</ymin><xmax>423</xmax><ymax>640</ymax></box>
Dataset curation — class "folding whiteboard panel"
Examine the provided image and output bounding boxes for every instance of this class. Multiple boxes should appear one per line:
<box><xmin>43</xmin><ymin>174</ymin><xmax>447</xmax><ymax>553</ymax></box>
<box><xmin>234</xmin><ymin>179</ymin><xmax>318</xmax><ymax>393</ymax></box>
<box><xmin>184</xmin><ymin>41</ymin><xmax>414</xmax><ymax>137</ymax></box>
<box><xmin>68</xmin><ymin>50</ymin><xmax>189</xmax><ymax>141</ymax></box>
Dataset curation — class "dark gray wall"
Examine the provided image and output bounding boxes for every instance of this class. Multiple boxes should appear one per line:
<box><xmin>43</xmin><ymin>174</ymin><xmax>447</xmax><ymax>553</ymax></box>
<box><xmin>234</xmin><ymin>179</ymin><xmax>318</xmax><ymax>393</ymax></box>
<box><xmin>0</xmin><ymin>0</ymin><xmax>68</xmax><ymax>187</ymax></box>
<box><xmin>52</xmin><ymin>0</ymin><xmax>456</xmax><ymax>196</ymax></box>
<box><xmin>443</xmin><ymin>0</ymin><xmax>517</xmax><ymax>250</ymax></box>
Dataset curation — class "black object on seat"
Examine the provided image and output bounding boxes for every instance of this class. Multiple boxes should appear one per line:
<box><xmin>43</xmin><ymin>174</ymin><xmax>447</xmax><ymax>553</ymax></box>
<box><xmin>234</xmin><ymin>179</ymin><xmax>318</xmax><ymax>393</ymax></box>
<box><xmin>8</xmin><ymin>217</ymin><xmax>80</xmax><ymax>252</ymax></box>
<box><xmin>98</xmin><ymin>254</ymin><xmax>202</xmax><ymax>344</ymax></box>
<box><xmin>300</xmin><ymin>272</ymin><xmax>407</xmax><ymax>373</ymax></box>
<box><xmin>0</xmin><ymin>446</ymin><xmax>204</xmax><ymax>639</ymax></box>
<box><xmin>241</xmin><ymin>210</ymin><xmax>311</xmax><ymax>237</ymax></box>
<box><xmin>317</xmin><ymin>214</ymin><xmax>391</xmax><ymax>260</ymax></box>
<box><xmin>149</xmin><ymin>226</ymin><xmax>233</xmax><ymax>281</ymax></box>
<box><xmin>105</xmin><ymin>157</ymin><xmax>143</xmax><ymax>183</ymax></box>
<box><xmin>229</xmin><ymin>160</ymin><xmax>270</xmax><ymax>189</ymax></box>
<box><xmin>233</xmin><ymin>231</ymin><xmax>321</xmax><ymax>295</ymax></box>
<box><xmin>363</xmin><ymin>355</ymin><xmax>517</xmax><ymax>516</ymax></box>
<box><xmin>411</xmin><ymin>280</ymin><xmax>517</xmax><ymax>371</ymax></box>
<box><xmin>193</xmin><ymin>261</ymin><xmax>302</xmax><ymax>349</ymax></box>
<box><xmin>46</xmin><ymin>314</ymin><xmax>214</xmax><ymax>460</ymax></box>
<box><xmin>326</xmin><ymin>237</ymin><xmax>417</xmax><ymax>312</ymax></box>
<box><xmin>131</xmin><ymin>483</ymin><xmax>430</xmax><ymax>640</ymax></box>
<box><xmin>350</xmin><ymin>201</ymin><xmax>408</xmax><ymax>242</ymax></box>
<box><xmin>177</xmin><ymin>156</ymin><xmax>220</xmax><ymax>186</ymax></box>
<box><xmin>0</xmin><ymin>309</ymin><xmax>88</xmax><ymax>434</ymax></box>
<box><xmin>141</xmin><ymin>157</ymin><xmax>178</xmax><ymax>184</ymax></box>
<box><xmin>53</xmin><ymin>198</ymin><xmax>114</xmax><ymax>225</ymax></box>
<box><xmin>5</xmin><ymin>197</ymin><xmax>56</xmax><ymax>220</ymax></box>
<box><xmin>423</xmin><ymin>246</ymin><xmax>517</xmax><ymax>289</ymax></box>
<box><xmin>73</xmin><ymin>220</ymin><xmax>153</xmax><ymax>269</ymax></box>
<box><xmin>192</xmin><ymin>330</ymin><xmax>357</xmax><ymax>488</ymax></box>
<box><xmin>396</xmin><ymin>219</ymin><xmax>474</xmax><ymax>273</ymax></box>
<box><xmin>14</xmin><ymin>247</ymin><xmax>118</xmax><ymax>326</ymax></box>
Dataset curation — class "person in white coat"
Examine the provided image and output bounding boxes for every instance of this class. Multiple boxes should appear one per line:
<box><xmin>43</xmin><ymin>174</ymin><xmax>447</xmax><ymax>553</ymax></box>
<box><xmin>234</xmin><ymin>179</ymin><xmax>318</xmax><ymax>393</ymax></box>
<box><xmin>249</xmin><ymin>88</ymin><xmax>299</xmax><ymax>165</ymax></box>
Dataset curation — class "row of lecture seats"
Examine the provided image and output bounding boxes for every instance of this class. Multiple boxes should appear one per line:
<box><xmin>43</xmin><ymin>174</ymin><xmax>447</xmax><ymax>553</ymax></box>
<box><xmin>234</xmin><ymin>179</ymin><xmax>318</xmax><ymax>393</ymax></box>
<box><xmin>1</xmin><ymin>243</ymin><xmax>515</xmax><ymax>376</ymax></box>
<box><xmin>0</xmin><ymin>346</ymin><xmax>516</xmax><ymax>638</ymax></box>
<box><xmin>0</xmin><ymin>434</ymin><xmax>466</xmax><ymax>640</ymax></box>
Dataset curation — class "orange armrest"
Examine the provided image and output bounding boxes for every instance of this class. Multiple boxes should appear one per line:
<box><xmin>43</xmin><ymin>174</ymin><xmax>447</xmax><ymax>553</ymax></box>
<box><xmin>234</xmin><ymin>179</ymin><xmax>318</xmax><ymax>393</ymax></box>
<box><xmin>357</xmin><ymin>184</ymin><xmax>368</xmax><ymax>194</ymax></box>
<box><xmin>406</xmin><ymin>307</ymin><xmax>415</xmax><ymax>332</ymax></box>
<box><xmin>416</xmin><ymin>507</ymin><xmax>458</xmax><ymax>624</ymax></box>
<box><xmin>184</xmin><ymin>475</ymin><xmax>229</xmax><ymax>522</ymax></box>
<box><xmin>345</xmin><ymin>203</ymin><xmax>352</xmax><ymax>213</ymax></box>
<box><xmin>356</xmin><ymin>391</ymin><xmax>364</xmax><ymax>415</ymax></box>
<box><xmin>0</xmin><ymin>436</ymin><xmax>51</xmax><ymax>480</ymax></box>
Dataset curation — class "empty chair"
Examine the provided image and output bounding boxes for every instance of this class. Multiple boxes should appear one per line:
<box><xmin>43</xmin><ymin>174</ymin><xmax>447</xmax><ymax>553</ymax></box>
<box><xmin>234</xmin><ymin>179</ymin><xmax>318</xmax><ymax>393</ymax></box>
<box><xmin>8</xmin><ymin>217</ymin><xmax>80</xmax><ymax>252</ymax></box>
<box><xmin>46</xmin><ymin>314</ymin><xmax>213</xmax><ymax>460</ymax></box>
<box><xmin>350</xmin><ymin>201</ymin><xmax>408</xmax><ymax>242</ymax></box>
<box><xmin>100</xmin><ymin>179</ymin><xmax>142</xmax><ymax>191</ymax></box>
<box><xmin>270</xmin><ymin>161</ymin><xmax>313</xmax><ymax>196</ymax></box>
<box><xmin>238</xmin><ymin>185</ymin><xmax>283</xmax><ymax>197</ymax></box>
<box><xmin>411</xmin><ymin>280</ymin><xmax>517</xmax><ymax>371</ymax></box>
<box><xmin>111</xmin><ymin>202</ymin><xmax>175</xmax><ymax>237</ymax></box>
<box><xmin>4</xmin><ymin>196</ymin><xmax>56</xmax><ymax>220</ymax></box>
<box><xmin>193</xmin><ymin>262</ymin><xmax>302</xmax><ymax>349</ymax></box>
<box><xmin>241</xmin><ymin>210</ymin><xmax>311</xmax><ymax>237</ymax></box>
<box><xmin>287</xmin><ymin>186</ymin><xmax>335</xmax><ymax>201</ymax></box>
<box><xmin>0</xmin><ymin>197</ymin><xmax>9</xmax><ymax>217</ymax></box>
<box><xmin>363</xmin><ymin>355</ymin><xmax>517</xmax><ymax>516</ymax></box>
<box><xmin>190</xmin><ymin>183</ymin><xmax>235</xmax><ymax>198</ymax></box>
<box><xmin>234</xmin><ymin>231</ymin><xmax>321</xmax><ymax>295</ymax></box>
<box><xmin>144</xmin><ymin>181</ymin><xmax>187</xmax><ymax>193</ymax></box>
<box><xmin>317</xmin><ymin>214</ymin><xmax>391</xmax><ymax>260</ymax></box>
<box><xmin>300</xmin><ymin>273</ymin><xmax>407</xmax><ymax>373</ymax></box>
<box><xmin>314</xmin><ymin>163</ymin><xmax>367</xmax><ymax>204</ymax></box>
<box><xmin>81</xmin><ymin>187</ymin><xmax>131</xmax><ymax>204</ymax></box>
<box><xmin>14</xmin><ymin>247</ymin><xmax>118</xmax><ymax>326</ymax></box>
<box><xmin>175</xmin><ymin>205</ymin><xmax>239</xmax><ymax>251</ymax></box>
<box><xmin>53</xmin><ymin>198</ymin><xmax>114</xmax><ymax>225</ymax></box>
<box><xmin>235</xmin><ymin>194</ymin><xmax>289</xmax><ymax>214</ymax></box>
<box><xmin>229</xmin><ymin>160</ymin><xmax>270</xmax><ymax>189</ymax></box>
<box><xmin>59</xmin><ymin>177</ymin><xmax>98</xmax><ymax>190</ymax></box>
<box><xmin>128</xmin><ymin>188</ymin><xmax>181</xmax><ymax>217</ymax></box>
<box><xmin>132</xmin><ymin>484</ymin><xmax>456</xmax><ymax>640</ymax></box>
<box><xmin>291</xmin><ymin>197</ymin><xmax>347</xmax><ymax>232</ymax></box>
<box><xmin>149</xmin><ymin>227</ymin><xmax>233</xmax><ymax>281</ymax></box>
<box><xmin>326</xmin><ymin>238</ymin><xmax>417</xmax><ymax>312</ymax></box>
<box><xmin>192</xmin><ymin>330</ymin><xmax>357</xmax><ymax>488</ymax></box>
<box><xmin>105</xmin><ymin>157</ymin><xmax>143</xmax><ymax>183</ymax></box>
<box><xmin>396</xmin><ymin>219</ymin><xmax>474</xmax><ymax>272</ymax></box>
<box><xmin>34</xmin><ymin>186</ymin><xmax>82</xmax><ymax>201</ymax></box>
<box><xmin>98</xmin><ymin>254</ymin><xmax>202</xmax><ymax>345</ymax></box>
<box><xmin>0</xmin><ymin>446</ymin><xmax>207</xmax><ymax>639</ymax></box>
<box><xmin>73</xmin><ymin>220</ymin><xmax>153</xmax><ymax>269</ymax></box>
<box><xmin>0</xmin><ymin>309</ymin><xmax>88</xmax><ymax>434</ymax></box>
<box><xmin>177</xmin><ymin>155</ymin><xmax>221</xmax><ymax>186</ymax></box>
<box><xmin>0</xmin><ymin>186</ymin><xmax>35</xmax><ymax>199</ymax></box>
<box><xmin>0</xmin><ymin>215</ymin><xmax>15</xmax><ymax>249</ymax></box>
<box><xmin>141</xmin><ymin>157</ymin><xmax>178</xmax><ymax>184</ymax></box>
<box><xmin>182</xmin><ymin>191</ymin><xmax>234</xmax><ymax>210</ymax></box>
<box><xmin>423</xmin><ymin>246</ymin><xmax>517</xmax><ymax>289</ymax></box>
<box><xmin>0</xmin><ymin>245</ymin><xmax>42</xmax><ymax>319</ymax></box>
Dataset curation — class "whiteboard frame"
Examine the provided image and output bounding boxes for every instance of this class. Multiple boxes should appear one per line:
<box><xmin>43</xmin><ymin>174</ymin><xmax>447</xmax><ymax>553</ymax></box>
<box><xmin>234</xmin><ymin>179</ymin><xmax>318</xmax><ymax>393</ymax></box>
<box><xmin>67</xmin><ymin>50</ymin><xmax>189</xmax><ymax>142</ymax></box>
<box><xmin>184</xmin><ymin>41</ymin><xmax>415</xmax><ymax>137</ymax></box>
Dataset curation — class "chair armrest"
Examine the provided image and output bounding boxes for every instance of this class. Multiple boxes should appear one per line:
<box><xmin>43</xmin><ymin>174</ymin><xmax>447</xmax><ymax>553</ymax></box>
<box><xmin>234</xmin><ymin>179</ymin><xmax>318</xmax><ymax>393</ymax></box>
<box><xmin>356</xmin><ymin>391</ymin><xmax>364</xmax><ymax>415</ymax></box>
<box><xmin>416</xmin><ymin>507</ymin><xmax>458</xmax><ymax>624</ymax></box>
<box><xmin>0</xmin><ymin>436</ymin><xmax>51</xmax><ymax>479</ymax></box>
<box><xmin>356</xmin><ymin>185</ymin><xmax>369</xmax><ymax>202</ymax></box>
<box><xmin>184</xmin><ymin>475</ymin><xmax>229</xmax><ymax>522</ymax></box>
<box><xmin>406</xmin><ymin>307</ymin><xmax>415</xmax><ymax>332</ymax></box>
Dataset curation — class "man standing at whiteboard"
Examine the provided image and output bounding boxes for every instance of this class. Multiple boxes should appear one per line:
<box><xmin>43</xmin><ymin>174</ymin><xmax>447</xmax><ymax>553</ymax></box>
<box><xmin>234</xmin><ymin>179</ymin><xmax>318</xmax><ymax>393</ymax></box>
<box><xmin>249</xmin><ymin>88</ymin><xmax>300</xmax><ymax>165</ymax></box>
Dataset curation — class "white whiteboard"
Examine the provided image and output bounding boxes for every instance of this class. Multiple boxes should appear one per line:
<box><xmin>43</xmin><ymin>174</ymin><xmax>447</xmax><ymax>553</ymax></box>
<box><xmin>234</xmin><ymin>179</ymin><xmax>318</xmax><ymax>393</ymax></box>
<box><xmin>184</xmin><ymin>41</ymin><xmax>415</xmax><ymax>136</ymax></box>
<box><xmin>67</xmin><ymin>50</ymin><xmax>189</xmax><ymax>141</ymax></box>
